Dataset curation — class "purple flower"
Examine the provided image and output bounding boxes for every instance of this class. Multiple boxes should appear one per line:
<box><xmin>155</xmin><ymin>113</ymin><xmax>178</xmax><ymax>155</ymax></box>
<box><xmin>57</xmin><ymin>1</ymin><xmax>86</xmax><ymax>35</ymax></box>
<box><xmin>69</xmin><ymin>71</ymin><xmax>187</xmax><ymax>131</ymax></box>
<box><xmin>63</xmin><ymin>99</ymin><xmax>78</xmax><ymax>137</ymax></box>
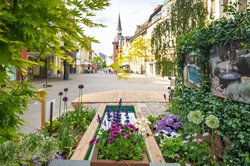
<box><xmin>58</xmin><ymin>92</ymin><xmax>63</xmax><ymax>96</ymax></box>
<box><xmin>64</xmin><ymin>88</ymin><xmax>68</xmax><ymax>92</ymax></box>
<box><xmin>127</xmin><ymin>124</ymin><xmax>135</xmax><ymax>130</ymax></box>
<box><xmin>173</xmin><ymin>115</ymin><xmax>181</xmax><ymax>121</ymax></box>
<box><xmin>111</xmin><ymin>130</ymin><xmax>120</xmax><ymax>137</ymax></box>
<box><xmin>89</xmin><ymin>138</ymin><xmax>98</xmax><ymax>145</ymax></box>
<box><xmin>172</xmin><ymin>122</ymin><xmax>181</xmax><ymax>130</ymax></box>
<box><xmin>165</xmin><ymin>117</ymin><xmax>174</xmax><ymax>126</ymax></box>
<box><xmin>63</xmin><ymin>96</ymin><xmax>68</xmax><ymax>102</ymax></box>
<box><xmin>165</xmin><ymin>127</ymin><xmax>173</xmax><ymax>133</ymax></box>
<box><xmin>107</xmin><ymin>137</ymin><xmax>114</xmax><ymax>143</ymax></box>
<box><xmin>78</xmin><ymin>84</ymin><xmax>84</xmax><ymax>89</ymax></box>
<box><xmin>55</xmin><ymin>153</ymin><xmax>64</xmax><ymax>160</ymax></box>
<box><xmin>97</xmin><ymin>115</ymin><xmax>102</xmax><ymax>125</ymax></box>
<box><xmin>123</xmin><ymin>134</ymin><xmax>129</xmax><ymax>139</ymax></box>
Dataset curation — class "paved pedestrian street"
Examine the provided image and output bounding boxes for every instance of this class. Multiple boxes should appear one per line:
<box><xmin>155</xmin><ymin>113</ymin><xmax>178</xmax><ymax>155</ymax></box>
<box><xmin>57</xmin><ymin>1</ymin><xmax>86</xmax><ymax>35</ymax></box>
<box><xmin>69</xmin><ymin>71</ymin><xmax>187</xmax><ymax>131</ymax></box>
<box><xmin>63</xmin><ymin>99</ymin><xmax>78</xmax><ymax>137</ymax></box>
<box><xmin>21</xmin><ymin>73</ymin><xmax>171</xmax><ymax>133</ymax></box>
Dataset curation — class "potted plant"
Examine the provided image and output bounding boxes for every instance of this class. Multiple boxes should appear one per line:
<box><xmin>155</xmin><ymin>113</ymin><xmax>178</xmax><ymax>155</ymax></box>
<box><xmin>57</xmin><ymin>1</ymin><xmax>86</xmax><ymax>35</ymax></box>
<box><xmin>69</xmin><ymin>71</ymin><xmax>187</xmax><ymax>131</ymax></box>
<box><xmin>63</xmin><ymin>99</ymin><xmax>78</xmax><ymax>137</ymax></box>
<box><xmin>90</xmin><ymin>99</ymin><xmax>150</xmax><ymax>166</ymax></box>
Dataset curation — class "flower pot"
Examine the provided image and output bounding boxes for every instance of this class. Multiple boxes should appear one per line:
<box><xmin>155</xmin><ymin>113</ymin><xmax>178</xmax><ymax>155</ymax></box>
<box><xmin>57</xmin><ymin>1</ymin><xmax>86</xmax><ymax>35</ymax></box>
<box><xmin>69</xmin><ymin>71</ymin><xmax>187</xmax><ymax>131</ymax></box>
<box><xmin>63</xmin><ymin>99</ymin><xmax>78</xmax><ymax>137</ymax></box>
<box><xmin>91</xmin><ymin>145</ymin><xmax>150</xmax><ymax>166</ymax></box>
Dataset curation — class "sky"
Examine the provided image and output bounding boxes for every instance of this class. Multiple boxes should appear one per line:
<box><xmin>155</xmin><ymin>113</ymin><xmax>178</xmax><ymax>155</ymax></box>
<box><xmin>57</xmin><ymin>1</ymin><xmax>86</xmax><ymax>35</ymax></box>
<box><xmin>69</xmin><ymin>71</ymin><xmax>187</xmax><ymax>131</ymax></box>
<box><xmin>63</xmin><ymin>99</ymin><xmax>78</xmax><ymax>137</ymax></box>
<box><xmin>85</xmin><ymin>0</ymin><xmax>164</xmax><ymax>56</ymax></box>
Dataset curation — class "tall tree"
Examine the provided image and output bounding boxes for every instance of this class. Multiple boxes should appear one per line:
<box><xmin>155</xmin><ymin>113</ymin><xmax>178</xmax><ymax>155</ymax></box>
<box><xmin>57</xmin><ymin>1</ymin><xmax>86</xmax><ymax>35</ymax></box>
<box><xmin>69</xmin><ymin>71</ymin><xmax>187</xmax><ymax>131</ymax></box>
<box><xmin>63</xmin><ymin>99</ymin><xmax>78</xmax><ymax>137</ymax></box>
<box><xmin>127</xmin><ymin>38</ymin><xmax>150</xmax><ymax>75</ymax></box>
<box><xmin>0</xmin><ymin>0</ymin><xmax>110</xmax><ymax>142</ymax></box>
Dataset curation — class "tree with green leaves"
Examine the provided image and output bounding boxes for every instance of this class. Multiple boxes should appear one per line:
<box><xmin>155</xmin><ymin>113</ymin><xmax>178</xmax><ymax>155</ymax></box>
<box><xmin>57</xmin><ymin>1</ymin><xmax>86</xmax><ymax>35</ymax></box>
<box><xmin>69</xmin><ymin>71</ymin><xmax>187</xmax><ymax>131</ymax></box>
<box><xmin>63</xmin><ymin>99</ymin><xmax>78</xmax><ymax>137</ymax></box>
<box><xmin>0</xmin><ymin>0</ymin><xmax>110</xmax><ymax>142</ymax></box>
<box><xmin>151</xmin><ymin>0</ymin><xmax>207</xmax><ymax>76</ymax></box>
<box><xmin>127</xmin><ymin>38</ymin><xmax>150</xmax><ymax>75</ymax></box>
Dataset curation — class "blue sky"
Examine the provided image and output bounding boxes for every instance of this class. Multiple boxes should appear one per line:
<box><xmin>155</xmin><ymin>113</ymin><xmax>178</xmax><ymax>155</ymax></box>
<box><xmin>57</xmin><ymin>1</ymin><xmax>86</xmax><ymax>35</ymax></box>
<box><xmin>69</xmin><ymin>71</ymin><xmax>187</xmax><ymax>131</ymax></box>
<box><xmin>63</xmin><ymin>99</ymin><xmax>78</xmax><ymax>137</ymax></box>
<box><xmin>86</xmin><ymin>0</ymin><xmax>163</xmax><ymax>56</ymax></box>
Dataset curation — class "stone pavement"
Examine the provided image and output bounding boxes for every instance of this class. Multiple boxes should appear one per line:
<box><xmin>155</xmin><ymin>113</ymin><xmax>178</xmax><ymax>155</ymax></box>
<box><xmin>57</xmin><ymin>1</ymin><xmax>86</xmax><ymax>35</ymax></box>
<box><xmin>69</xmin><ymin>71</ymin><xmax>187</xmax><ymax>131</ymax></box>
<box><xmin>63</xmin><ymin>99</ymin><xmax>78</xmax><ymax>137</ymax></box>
<box><xmin>21</xmin><ymin>73</ymin><xmax>170</xmax><ymax>133</ymax></box>
<box><xmin>71</xmin><ymin>90</ymin><xmax>169</xmax><ymax>118</ymax></box>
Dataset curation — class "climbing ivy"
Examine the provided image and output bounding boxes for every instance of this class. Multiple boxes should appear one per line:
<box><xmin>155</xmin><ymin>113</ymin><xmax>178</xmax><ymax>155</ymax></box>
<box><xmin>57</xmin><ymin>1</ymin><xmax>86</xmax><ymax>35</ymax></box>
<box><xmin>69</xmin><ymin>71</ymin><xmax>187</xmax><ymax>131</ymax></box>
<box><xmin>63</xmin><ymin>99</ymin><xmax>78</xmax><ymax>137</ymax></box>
<box><xmin>151</xmin><ymin>0</ymin><xmax>207</xmax><ymax>76</ymax></box>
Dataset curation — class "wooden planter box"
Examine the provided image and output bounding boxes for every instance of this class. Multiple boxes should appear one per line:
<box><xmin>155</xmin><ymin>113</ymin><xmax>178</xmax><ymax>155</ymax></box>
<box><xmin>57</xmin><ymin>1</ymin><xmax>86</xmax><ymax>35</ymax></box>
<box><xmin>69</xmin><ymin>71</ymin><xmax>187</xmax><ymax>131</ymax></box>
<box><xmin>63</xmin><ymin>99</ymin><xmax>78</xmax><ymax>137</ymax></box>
<box><xmin>91</xmin><ymin>146</ymin><xmax>149</xmax><ymax>166</ymax></box>
<box><xmin>71</xmin><ymin>104</ymin><xmax>165</xmax><ymax>164</ymax></box>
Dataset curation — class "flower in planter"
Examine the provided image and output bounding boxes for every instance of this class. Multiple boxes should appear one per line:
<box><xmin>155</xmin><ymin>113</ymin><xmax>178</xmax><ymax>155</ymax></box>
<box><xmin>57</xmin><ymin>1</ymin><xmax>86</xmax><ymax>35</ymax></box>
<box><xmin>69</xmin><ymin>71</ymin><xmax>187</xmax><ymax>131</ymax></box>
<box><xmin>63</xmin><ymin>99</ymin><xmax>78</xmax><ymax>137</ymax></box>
<box><xmin>155</xmin><ymin>114</ymin><xmax>181</xmax><ymax>132</ymax></box>
<box><xmin>90</xmin><ymin>99</ymin><xmax>147</xmax><ymax>161</ymax></box>
<box><xmin>187</xmin><ymin>111</ymin><xmax>203</xmax><ymax>125</ymax></box>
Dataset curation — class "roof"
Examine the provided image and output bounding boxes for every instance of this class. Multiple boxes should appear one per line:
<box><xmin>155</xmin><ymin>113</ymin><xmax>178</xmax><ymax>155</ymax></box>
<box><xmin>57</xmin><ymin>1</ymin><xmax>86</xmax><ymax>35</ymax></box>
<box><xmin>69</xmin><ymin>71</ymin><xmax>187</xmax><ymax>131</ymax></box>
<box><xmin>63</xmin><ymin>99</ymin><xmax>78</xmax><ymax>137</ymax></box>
<box><xmin>117</xmin><ymin>14</ymin><xmax>122</xmax><ymax>32</ymax></box>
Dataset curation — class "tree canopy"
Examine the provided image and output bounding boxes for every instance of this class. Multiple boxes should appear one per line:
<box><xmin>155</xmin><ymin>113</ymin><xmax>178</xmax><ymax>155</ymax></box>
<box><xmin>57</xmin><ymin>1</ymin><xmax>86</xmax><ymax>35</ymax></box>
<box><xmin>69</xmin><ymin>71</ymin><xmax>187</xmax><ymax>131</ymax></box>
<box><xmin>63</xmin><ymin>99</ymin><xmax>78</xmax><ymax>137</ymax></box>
<box><xmin>0</xmin><ymin>0</ymin><xmax>110</xmax><ymax>142</ymax></box>
<box><xmin>0</xmin><ymin>0</ymin><xmax>110</xmax><ymax>83</ymax></box>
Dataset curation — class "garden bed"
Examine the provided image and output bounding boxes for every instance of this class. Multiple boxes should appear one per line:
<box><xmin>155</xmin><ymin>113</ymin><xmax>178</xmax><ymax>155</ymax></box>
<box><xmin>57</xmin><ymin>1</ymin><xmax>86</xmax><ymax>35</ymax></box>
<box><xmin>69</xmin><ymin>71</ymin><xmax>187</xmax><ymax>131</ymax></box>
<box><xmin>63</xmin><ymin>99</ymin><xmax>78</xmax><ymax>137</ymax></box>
<box><xmin>70</xmin><ymin>103</ymin><xmax>165</xmax><ymax>165</ymax></box>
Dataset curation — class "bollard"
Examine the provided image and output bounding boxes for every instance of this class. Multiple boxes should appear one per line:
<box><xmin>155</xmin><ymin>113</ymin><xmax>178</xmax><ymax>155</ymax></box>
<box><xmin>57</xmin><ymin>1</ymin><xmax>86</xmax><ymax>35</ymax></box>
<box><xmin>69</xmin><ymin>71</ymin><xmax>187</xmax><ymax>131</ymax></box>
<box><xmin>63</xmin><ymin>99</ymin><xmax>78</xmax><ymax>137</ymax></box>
<box><xmin>38</xmin><ymin>89</ymin><xmax>46</xmax><ymax>128</ymax></box>
<box><xmin>49</xmin><ymin>102</ymin><xmax>53</xmax><ymax>136</ymax></box>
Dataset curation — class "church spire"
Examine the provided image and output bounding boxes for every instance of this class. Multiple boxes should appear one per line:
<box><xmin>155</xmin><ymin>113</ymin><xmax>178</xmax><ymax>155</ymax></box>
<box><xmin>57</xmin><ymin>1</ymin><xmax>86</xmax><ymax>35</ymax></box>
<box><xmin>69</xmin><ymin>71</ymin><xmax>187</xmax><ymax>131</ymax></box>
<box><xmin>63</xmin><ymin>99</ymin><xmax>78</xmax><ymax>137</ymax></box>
<box><xmin>117</xmin><ymin>13</ymin><xmax>122</xmax><ymax>33</ymax></box>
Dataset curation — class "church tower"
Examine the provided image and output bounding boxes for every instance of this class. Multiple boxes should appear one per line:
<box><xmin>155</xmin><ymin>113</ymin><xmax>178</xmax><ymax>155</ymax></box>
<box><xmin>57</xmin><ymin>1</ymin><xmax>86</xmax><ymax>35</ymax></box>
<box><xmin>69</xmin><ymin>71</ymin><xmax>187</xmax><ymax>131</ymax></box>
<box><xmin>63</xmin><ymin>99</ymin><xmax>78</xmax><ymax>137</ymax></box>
<box><xmin>112</xmin><ymin>14</ymin><xmax>123</xmax><ymax>62</ymax></box>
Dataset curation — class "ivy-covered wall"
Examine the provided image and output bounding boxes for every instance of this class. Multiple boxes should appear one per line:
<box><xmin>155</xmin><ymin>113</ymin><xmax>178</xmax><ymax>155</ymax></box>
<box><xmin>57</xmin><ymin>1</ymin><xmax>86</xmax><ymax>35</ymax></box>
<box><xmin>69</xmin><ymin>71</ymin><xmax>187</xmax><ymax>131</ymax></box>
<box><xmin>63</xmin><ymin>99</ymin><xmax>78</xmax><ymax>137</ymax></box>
<box><xmin>176</xmin><ymin>5</ymin><xmax>250</xmax><ymax>90</ymax></box>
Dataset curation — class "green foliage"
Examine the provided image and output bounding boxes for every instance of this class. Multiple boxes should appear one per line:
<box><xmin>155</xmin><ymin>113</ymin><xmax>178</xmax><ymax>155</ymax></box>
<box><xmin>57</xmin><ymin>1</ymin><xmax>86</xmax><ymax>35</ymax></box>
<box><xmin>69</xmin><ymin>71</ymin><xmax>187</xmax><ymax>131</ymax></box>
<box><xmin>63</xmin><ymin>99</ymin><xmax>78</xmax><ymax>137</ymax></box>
<box><xmin>151</xmin><ymin>0</ymin><xmax>207</xmax><ymax>77</ymax></box>
<box><xmin>0</xmin><ymin>0</ymin><xmax>110</xmax><ymax>83</ymax></box>
<box><xmin>168</xmin><ymin>86</ymin><xmax>250</xmax><ymax>164</ymax></box>
<box><xmin>0</xmin><ymin>132</ymin><xmax>59</xmax><ymax>165</ymax></box>
<box><xmin>0</xmin><ymin>81</ymin><xmax>35</xmax><ymax>142</ymax></box>
<box><xmin>235</xmin><ymin>57</ymin><xmax>250</xmax><ymax>75</ymax></box>
<box><xmin>97</xmin><ymin>126</ymin><xmax>146</xmax><ymax>161</ymax></box>
<box><xmin>214</xmin><ymin>66</ymin><xmax>221</xmax><ymax>77</ymax></box>
<box><xmin>227</xmin><ymin>81</ymin><xmax>250</xmax><ymax>104</ymax></box>
<box><xmin>0</xmin><ymin>0</ymin><xmax>110</xmax><ymax>143</ymax></box>
<box><xmin>43</xmin><ymin>106</ymin><xmax>96</xmax><ymax>158</ymax></box>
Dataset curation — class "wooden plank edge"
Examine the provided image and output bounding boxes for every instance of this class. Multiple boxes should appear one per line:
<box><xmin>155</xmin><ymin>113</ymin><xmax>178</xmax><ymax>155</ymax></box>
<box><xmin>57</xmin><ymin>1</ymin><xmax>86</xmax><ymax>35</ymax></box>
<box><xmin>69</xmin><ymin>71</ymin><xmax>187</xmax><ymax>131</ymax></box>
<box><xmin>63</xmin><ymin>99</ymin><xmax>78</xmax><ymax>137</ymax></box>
<box><xmin>134</xmin><ymin>104</ymin><xmax>166</xmax><ymax>164</ymax></box>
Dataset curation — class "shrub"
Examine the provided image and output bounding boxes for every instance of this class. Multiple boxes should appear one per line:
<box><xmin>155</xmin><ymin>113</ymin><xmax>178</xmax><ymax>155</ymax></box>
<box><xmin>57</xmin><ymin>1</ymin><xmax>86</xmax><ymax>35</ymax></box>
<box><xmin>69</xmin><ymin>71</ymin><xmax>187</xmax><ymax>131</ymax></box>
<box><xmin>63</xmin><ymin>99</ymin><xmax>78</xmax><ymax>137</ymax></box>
<box><xmin>214</xmin><ymin>66</ymin><xmax>221</xmax><ymax>77</ymax></box>
<box><xmin>168</xmin><ymin>86</ymin><xmax>250</xmax><ymax>165</ymax></box>
<box><xmin>235</xmin><ymin>57</ymin><xmax>250</xmax><ymax>75</ymax></box>
<box><xmin>227</xmin><ymin>81</ymin><xmax>250</xmax><ymax>104</ymax></box>
<box><xmin>0</xmin><ymin>132</ymin><xmax>59</xmax><ymax>165</ymax></box>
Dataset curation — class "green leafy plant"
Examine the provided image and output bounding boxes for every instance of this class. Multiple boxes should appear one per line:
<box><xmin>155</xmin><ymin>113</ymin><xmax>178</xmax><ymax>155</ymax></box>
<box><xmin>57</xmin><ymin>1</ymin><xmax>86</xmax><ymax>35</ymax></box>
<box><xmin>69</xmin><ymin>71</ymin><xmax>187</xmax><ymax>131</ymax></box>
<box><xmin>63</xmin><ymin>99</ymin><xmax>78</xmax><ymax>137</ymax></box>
<box><xmin>96</xmin><ymin>124</ymin><xmax>146</xmax><ymax>161</ymax></box>
<box><xmin>0</xmin><ymin>132</ymin><xmax>59</xmax><ymax>165</ymax></box>
<box><xmin>0</xmin><ymin>81</ymin><xmax>35</xmax><ymax>142</ymax></box>
<box><xmin>214</xmin><ymin>66</ymin><xmax>221</xmax><ymax>77</ymax></box>
<box><xmin>227</xmin><ymin>81</ymin><xmax>250</xmax><ymax>104</ymax></box>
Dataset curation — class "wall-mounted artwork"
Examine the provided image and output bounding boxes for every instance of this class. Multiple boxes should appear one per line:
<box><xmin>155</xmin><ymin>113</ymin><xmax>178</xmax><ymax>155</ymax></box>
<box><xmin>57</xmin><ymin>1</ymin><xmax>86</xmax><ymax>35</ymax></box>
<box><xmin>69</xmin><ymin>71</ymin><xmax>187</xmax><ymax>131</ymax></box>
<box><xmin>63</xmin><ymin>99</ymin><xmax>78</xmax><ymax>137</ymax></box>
<box><xmin>210</xmin><ymin>41</ymin><xmax>250</xmax><ymax>104</ymax></box>
<box><xmin>184</xmin><ymin>52</ymin><xmax>201</xmax><ymax>86</ymax></box>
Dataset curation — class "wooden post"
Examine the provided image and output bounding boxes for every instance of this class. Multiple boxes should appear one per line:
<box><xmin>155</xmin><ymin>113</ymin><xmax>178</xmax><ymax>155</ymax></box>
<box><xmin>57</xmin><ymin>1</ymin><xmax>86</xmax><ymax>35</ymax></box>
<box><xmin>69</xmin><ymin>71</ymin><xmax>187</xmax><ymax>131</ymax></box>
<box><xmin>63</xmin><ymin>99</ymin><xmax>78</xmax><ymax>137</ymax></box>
<box><xmin>38</xmin><ymin>89</ymin><xmax>46</xmax><ymax>128</ymax></box>
<box><xmin>49</xmin><ymin>102</ymin><xmax>53</xmax><ymax>136</ymax></box>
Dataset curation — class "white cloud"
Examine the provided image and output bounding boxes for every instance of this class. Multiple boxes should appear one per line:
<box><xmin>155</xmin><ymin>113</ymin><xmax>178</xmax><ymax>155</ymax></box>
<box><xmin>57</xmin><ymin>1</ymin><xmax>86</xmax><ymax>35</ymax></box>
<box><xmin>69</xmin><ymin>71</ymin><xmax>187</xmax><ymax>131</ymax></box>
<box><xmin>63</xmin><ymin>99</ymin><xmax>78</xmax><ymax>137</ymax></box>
<box><xmin>85</xmin><ymin>0</ymin><xmax>163</xmax><ymax>56</ymax></box>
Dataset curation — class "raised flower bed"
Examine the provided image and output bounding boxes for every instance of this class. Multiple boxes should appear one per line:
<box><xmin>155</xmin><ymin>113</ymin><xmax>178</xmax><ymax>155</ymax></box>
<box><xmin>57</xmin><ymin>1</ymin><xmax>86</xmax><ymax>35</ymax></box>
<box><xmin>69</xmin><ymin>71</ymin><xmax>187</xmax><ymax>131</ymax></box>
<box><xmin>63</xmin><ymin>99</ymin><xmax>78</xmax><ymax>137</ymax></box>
<box><xmin>70</xmin><ymin>100</ymin><xmax>165</xmax><ymax>165</ymax></box>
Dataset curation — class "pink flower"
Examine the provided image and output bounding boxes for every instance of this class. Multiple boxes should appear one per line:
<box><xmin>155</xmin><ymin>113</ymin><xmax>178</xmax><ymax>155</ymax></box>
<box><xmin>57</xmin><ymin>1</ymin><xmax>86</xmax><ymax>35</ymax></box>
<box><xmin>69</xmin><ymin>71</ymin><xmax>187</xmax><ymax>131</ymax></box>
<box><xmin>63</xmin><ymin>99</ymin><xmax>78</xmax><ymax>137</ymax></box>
<box><xmin>89</xmin><ymin>138</ymin><xmax>98</xmax><ymax>145</ymax></box>
<box><xmin>185</xmin><ymin>135</ymin><xmax>191</xmax><ymax>139</ymax></box>
<box><xmin>202</xmin><ymin>132</ymin><xmax>209</xmax><ymax>137</ymax></box>
<box><xmin>183</xmin><ymin>140</ymin><xmax>189</xmax><ymax>144</ymax></box>
<box><xmin>107</xmin><ymin>137</ymin><xmax>114</xmax><ymax>143</ymax></box>
<box><xmin>124</xmin><ymin>134</ymin><xmax>129</xmax><ymax>139</ymax></box>
<box><xmin>174</xmin><ymin>153</ymin><xmax>180</xmax><ymax>158</ymax></box>
<box><xmin>112</xmin><ymin>130</ymin><xmax>120</xmax><ymax>137</ymax></box>
<box><xmin>197</xmin><ymin>139</ymin><xmax>203</xmax><ymax>144</ymax></box>
<box><xmin>127</xmin><ymin>124</ymin><xmax>135</xmax><ymax>130</ymax></box>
